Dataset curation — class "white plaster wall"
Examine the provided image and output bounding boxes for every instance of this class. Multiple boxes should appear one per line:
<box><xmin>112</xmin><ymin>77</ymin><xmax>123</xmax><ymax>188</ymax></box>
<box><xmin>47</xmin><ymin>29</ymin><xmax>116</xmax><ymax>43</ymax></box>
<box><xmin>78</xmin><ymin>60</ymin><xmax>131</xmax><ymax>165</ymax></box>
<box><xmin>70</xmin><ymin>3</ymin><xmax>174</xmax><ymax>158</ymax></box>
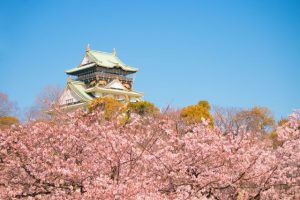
<box><xmin>58</xmin><ymin>88</ymin><xmax>81</xmax><ymax>105</ymax></box>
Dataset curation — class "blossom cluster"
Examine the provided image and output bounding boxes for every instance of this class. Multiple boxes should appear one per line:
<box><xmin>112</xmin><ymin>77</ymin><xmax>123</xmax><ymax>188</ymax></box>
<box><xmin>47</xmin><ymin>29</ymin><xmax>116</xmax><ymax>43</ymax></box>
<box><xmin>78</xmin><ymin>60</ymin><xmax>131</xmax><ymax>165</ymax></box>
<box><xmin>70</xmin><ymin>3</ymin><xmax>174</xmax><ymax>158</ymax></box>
<box><xmin>0</xmin><ymin>109</ymin><xmax>299</xmax><ymax>199</ymax></box>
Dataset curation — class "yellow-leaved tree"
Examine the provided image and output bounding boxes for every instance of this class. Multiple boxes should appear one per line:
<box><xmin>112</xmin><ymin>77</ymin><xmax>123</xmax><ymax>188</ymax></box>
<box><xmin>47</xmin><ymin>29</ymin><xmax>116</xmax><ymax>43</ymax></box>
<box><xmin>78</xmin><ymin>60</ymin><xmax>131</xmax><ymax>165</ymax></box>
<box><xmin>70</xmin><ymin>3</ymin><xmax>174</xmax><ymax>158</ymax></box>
<box><xmin>180</xmin><ymin>100</ymin><xmax>214</xmax><ymax>127</ymax></box>
<box><xmin>0</xmin><ymin>116</ymin><xmax>19</xmax><ymax>129</ymax></box>
<box><xmin>127</xmin><ymin>101</ymin><xmax>159</xmax><ymax>116</ymax></box>
<box><xmin>88</xmin><ymin>97</ymin><xmax>125</xmax><ymax>120</ymax></box>
<box><xmin>0</xmin><ymin>92</ymin><xmax>19</xmax><ymax>129</ymax></box>
<box><xmin>234</xmin><ymin>106</ymin><xmax>275</xmax><ymax>134</ymax></box>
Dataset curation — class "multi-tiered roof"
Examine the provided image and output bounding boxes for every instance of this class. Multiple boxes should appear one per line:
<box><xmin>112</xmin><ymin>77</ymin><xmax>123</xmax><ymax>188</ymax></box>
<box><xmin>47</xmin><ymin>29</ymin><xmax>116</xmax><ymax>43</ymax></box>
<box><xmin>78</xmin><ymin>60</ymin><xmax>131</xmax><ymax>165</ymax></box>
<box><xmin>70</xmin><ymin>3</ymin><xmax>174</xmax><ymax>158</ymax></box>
<box><xmin>58</xmin><ymin>45</ymin><xmax>143</xmax><ymax>110</ymax></box>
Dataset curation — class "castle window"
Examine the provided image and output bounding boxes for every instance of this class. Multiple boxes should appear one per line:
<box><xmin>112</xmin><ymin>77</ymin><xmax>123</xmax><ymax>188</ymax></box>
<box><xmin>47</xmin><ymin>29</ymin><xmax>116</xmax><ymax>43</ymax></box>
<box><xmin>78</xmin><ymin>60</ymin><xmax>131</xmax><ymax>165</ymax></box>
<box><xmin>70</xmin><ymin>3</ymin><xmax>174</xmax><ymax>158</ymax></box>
<box><xmin>66</xmin><ymin>99</ymin><xmax>73</xmax><ymax>104</ymax></box>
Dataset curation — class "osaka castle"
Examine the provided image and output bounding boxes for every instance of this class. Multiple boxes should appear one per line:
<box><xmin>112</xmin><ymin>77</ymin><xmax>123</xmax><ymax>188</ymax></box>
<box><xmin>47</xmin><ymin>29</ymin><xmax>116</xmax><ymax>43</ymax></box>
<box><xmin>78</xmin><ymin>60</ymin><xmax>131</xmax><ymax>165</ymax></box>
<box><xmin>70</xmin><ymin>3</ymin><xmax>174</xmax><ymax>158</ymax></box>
<box><xmin>58</xmin><ymin>45</ymin><xmax>143</xmax><ymax>110</ymax></box>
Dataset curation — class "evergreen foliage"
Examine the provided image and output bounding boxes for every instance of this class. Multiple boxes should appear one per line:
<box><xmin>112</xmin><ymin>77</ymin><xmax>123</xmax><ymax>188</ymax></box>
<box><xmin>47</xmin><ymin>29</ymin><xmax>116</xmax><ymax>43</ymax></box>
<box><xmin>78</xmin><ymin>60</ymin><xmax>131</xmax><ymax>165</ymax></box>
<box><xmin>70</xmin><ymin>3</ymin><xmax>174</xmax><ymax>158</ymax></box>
<box><xmin>88</xmin><ymin>97</ymin><xmax>125</xmax><ymax>120</ymax></box>
<box><xmin>127</xmin><ymin>101</ymin><xmax>159</xmax><ymax>116</ymax></box>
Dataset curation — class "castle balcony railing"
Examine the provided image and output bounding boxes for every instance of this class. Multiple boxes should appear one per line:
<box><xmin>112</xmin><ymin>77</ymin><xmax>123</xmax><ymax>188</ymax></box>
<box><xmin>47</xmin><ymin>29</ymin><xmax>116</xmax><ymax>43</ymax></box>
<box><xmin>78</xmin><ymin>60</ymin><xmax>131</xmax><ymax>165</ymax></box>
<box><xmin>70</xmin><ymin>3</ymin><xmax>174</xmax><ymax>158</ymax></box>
<box><xmin>77</xmin><ymin>72</ymin><xmax>133</xmax><ymax>82</ymax></box>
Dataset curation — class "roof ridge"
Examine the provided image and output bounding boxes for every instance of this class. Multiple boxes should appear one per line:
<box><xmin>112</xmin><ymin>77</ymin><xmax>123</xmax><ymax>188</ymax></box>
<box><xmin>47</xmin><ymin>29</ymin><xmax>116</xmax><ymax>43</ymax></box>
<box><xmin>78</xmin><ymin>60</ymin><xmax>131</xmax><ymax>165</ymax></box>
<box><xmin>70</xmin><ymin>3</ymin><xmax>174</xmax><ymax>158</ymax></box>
<box><xmin>66</xmin><ymin>48</ymin><xmax>138</xmax><ymax>73</ymax></box>
<box><xmin>90</xmin><ymin>49</ymin><xmax>114</xmax><ymax>56</ymax></box>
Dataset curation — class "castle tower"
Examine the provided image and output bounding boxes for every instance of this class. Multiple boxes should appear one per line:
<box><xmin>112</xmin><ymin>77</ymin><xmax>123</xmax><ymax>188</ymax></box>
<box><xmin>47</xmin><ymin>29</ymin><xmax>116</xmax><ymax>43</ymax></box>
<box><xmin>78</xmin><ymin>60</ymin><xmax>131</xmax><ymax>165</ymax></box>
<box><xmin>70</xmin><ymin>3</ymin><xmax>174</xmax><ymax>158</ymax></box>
<box><xmin>58</xmin><ymin>45</ymin><xmax>143</xmax><ymax>110</ymax></box>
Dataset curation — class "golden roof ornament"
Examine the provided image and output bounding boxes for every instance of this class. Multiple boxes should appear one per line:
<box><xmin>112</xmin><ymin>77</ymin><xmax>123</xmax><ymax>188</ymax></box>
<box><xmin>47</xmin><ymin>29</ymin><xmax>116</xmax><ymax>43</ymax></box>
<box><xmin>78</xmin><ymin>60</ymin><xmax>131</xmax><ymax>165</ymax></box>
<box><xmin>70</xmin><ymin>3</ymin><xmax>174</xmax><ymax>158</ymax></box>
<box><xmin>67</xmin><ymin>76</ymin><xmax>72</xmax><ymax>83</ymax></box>
<box><xmin>86</xmin><ymin>44</ymin><xmax>91</xmax><ymax>52</ymax></box>
<box><xmin>96</xmin><ymin>74</ymin><xmax>100</xmax><ymax>81</ymax></box>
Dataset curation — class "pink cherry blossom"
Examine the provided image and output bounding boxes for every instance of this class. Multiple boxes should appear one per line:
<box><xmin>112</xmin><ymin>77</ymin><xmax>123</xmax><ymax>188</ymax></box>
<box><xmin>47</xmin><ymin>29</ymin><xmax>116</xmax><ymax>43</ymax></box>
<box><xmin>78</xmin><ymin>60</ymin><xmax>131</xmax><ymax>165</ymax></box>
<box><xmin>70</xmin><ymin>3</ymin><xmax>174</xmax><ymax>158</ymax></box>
<box><xmin>0</xmin><ymin>109</ymin><xmax>299</xmax><ymax>199</ymax></box>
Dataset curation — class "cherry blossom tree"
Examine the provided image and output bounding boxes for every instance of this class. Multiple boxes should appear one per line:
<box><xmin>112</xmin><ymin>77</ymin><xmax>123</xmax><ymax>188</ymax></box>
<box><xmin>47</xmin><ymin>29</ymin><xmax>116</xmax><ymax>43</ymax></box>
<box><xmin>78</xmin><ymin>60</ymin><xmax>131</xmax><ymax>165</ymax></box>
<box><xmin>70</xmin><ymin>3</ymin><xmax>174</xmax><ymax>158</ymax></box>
<box><xmin>0</xmin><ymin>107</ymin><xmax>299</xmax><ymax>199</ymax></box>
<box><xmin>24</xmin><ymin>85</ymin><xmax>63</xmax><ymax>121</ymax></box>
<box><xmin>0</xmin><ymin>92</ymin><xmax>17</xmax><ymax>117</ymax></box>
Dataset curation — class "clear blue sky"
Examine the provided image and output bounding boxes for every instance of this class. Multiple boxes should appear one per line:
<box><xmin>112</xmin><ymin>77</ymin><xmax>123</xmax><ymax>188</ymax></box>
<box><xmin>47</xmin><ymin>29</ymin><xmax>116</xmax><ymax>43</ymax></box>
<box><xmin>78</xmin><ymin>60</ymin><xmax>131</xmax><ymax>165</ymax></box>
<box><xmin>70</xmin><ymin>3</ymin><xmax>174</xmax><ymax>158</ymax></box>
<box><xmin>0</xmin><ymin>0</ymin><xmax>299</xmax><ymax>119</ymax></box>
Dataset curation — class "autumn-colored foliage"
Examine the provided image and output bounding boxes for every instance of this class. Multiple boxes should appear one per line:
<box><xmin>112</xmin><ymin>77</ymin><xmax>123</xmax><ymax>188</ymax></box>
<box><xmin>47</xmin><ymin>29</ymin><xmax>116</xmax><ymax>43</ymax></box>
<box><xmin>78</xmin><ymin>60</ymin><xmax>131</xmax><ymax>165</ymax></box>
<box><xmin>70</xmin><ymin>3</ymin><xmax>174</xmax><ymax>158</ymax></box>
<box><xmin>0</xmin><ymin>108</ymin><xmax>299</xmax><ymax>199</ymax></box>
<box><xmin>235</xmin><ymin>106</ymin><xmax>275</xmax><ymax>134</ymax></box>
<box><xmin>180</xmin><ymin>100</ymin><xmax>214</xmax><ymax>127</ymax></box>
<box><xmin>264</xmin><ymin>131</ymin><xmax>283</xmax><ymax>149</ymax></box>
<box><xmin>213</xmin><ymin>106</ymin><xmax>275</xmax><ymax>135</ymax></box>
<box><xmin>278</xmin><ymin>118</ymin><xmax>288</xmax><ymax>126</ymax></box>
<box><xmin>127</xmin><ymin>100</ymin><xmax>159</xmax><ymax>116</ymax></box>
<box><xmin>0</xmin><ymin>116</ymin><xmax>19</xmax><ymax>129</ymax></box>
<box><xmin>198</xmin><ymin>100</ymin><xmax>211</xmax><ymax>110</ymax></box>
<box><xmin>88</xmin><ymin>97</ymin><xmax>125</xmax><ymax>120</ymax></box>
